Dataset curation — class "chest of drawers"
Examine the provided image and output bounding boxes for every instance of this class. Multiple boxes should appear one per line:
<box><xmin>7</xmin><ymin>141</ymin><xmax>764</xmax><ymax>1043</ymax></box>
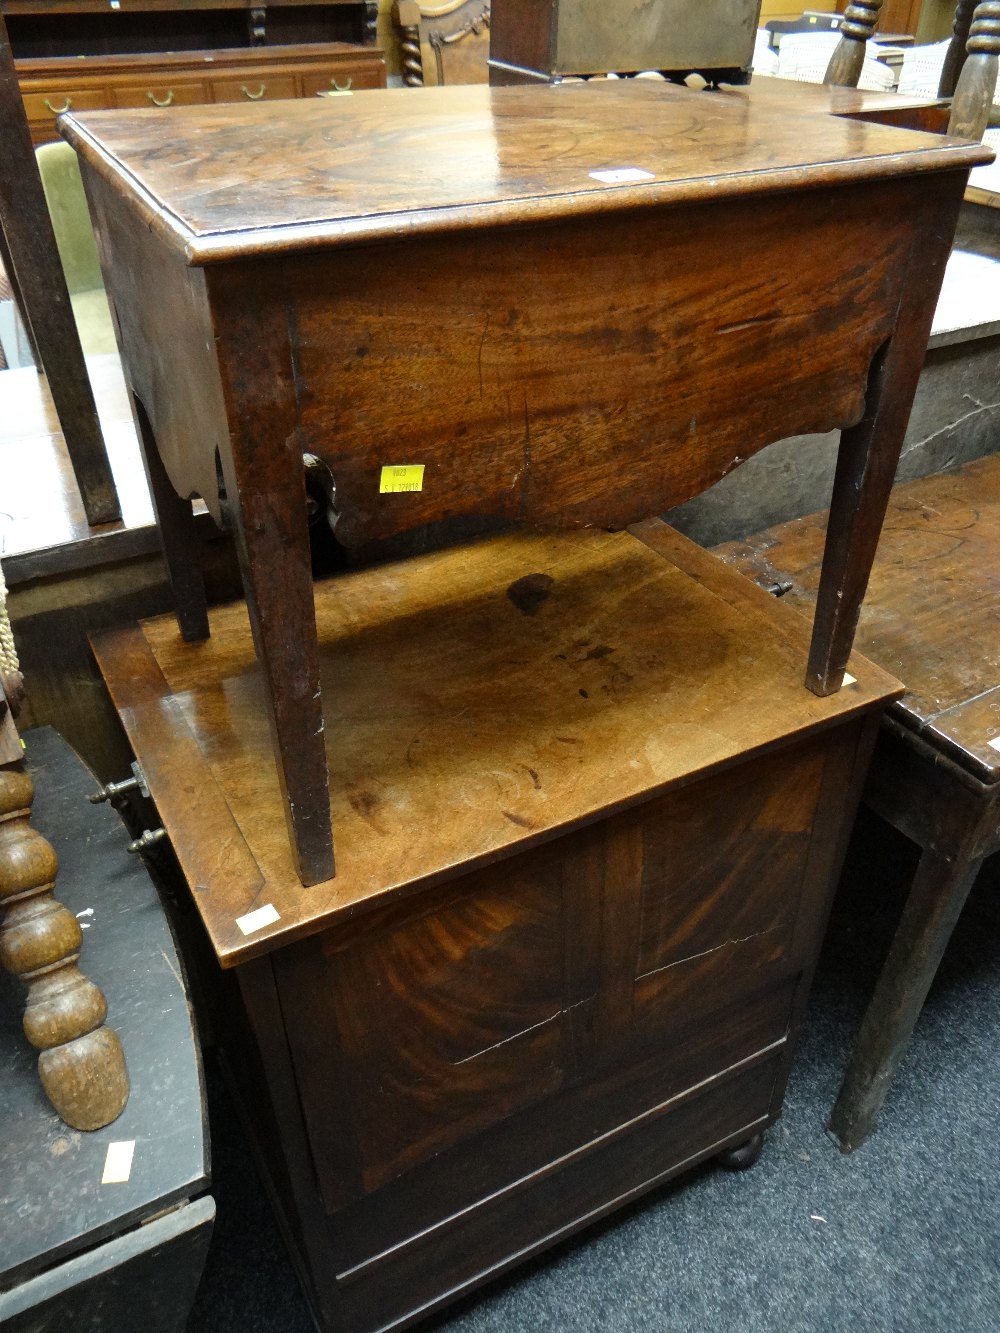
<box><xmin>18</xmin><ymin>42</ymin><xmax>386</xmax><ymax>143</ymax></box>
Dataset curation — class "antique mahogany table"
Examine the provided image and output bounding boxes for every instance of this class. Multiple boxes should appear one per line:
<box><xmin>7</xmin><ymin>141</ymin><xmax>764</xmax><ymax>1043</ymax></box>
<box><xmin>719</xmin><ymin>452</ymin><xmax>1000</xmax><ymax>1151</ymax></box>
<box><xmin>92</xmin><ymin>519</ymin><xmax>900</xmax><ymax>1331</ymax></box>
<box><xmin>61</xmin><ymin>80</ymin><xmax>989</xmax><ymax>886</ymax></box>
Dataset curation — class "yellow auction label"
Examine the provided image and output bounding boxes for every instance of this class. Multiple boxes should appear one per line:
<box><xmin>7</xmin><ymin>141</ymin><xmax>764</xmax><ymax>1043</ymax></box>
<box><xmin>380</xmin><ymin>464</ymin><xmax>425</xmax><ymax>494</ymax></box>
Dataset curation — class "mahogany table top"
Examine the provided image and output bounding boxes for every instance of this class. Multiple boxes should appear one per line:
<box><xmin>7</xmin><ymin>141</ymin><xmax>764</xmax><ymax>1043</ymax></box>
<box><xmin>717</xmin><ymin>453</ymin><xmax>1000</xmax><ymax>785</ymax></box>
<box><xmin>92</xmin><ymin>520</ymin><xmax>899</xmax><ymax>967</ymax></box>
<box><xmin>60</xmin><ymin>80</ymin><xmax>991</xmax><ymax>264</ymax></box>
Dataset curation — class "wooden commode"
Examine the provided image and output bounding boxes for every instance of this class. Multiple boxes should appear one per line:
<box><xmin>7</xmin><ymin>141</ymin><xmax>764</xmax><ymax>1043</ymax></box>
<box><xmin>61</xmin><ymin>80</ymin><xmax>990</xmax><ymax>886</ymax></box>
<box><xmin>93</xmin><ymin>519</ymin><xmax>900</xmax><ymax>1331</ymax></box>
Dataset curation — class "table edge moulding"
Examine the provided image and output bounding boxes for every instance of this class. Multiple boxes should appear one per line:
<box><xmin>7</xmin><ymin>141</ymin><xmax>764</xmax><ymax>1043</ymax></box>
<box><xmin>60</xmin><ymin>78</ymin><xmax>992</xmax><ymax>887</ymax></box>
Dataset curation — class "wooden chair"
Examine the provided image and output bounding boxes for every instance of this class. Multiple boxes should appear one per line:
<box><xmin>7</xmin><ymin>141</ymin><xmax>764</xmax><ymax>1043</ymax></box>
<box><xmin>0</xmin><ymin>9</ymin><xmax>120</xmax><ymax>525</ymax></box>
<box><xmin>824</xmin><ymin>0</ymin><xmax>1000</xmax><ymax>139</ymax></box>
<box><xmin>392</xmin><ymin>0</ymin><xmax>490</xmax><ymax>86</ymax></box>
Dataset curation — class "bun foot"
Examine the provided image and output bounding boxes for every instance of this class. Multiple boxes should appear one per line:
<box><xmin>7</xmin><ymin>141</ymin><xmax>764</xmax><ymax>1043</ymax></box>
<box><xmin>717</xmin><ymin>1131</ymin><xmax>765</xmax><ymax>1171</ymax></box>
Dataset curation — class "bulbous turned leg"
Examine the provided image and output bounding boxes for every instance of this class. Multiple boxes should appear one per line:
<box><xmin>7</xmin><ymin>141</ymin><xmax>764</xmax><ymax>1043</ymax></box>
<box><xmin>0</xmin><ymin>765</ymin><xmax>129</xmax><ymax>1131</ymax></box>
<box><xmin>948</xmin><ymin>1</ymin><xmax>1000</xmax><ymax>140</ymax></box>
<box><xmin>824</xmin><ymin>0</ymin><xmax>884</xmax><ymax>88</ymax></box>
<box><xmin>717</xmin><ymin>1131</ymin><xmax>765</xmax><ymax>1171</ymax></box>
<box><xmin>939</xmin><ymin>0</ymin><xmax>977</xmax><ymax>97</ymax></box>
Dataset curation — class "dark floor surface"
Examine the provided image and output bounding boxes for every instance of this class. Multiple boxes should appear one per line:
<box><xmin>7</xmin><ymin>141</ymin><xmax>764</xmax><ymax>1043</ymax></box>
<box><xmin>187</xmin><ymin>809</ymin><xmax>1000</xmax><ymax>1333</ymax></box>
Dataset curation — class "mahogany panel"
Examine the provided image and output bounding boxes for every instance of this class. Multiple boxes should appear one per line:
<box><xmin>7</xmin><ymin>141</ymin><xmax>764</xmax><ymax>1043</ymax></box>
<box><xmin>207</xmin><ymin>178</ymin><xmax>929</xmax><ymax>548</ymax></box>
<box><xmin>298</xmin><ymin>978</ymin><xmax>795</xmax><ymax>1268</ymax></box>
<box><xmin>635</xmin><ymin>740</ymin><xmax>825</xmax><ymax>980</ymax></box>
<box><xmin>331</xmin><ymin>1057</ymin><xmax>780</xmax><ymax>1332</ymax></box>
<box><xmin>326</xmin><ymin>848</ymin><xmax>571</xmax><ymax>1192</ymax></box>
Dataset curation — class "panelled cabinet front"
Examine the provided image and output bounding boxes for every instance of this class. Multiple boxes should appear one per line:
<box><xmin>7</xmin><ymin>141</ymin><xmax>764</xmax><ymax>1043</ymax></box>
<box><xmin>266</xmin><ymin>724</ymin><xmax>860</xmax><ymax>1330</ymax></box>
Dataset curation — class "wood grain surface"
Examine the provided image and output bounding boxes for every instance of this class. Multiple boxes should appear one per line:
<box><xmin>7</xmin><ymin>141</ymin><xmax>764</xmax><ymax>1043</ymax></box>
<box><xmin>717</xmin><ymin>452</ymin><xmax>1000</xmax><ymax>783</ymax></box>
<box><xmin>201</xmin><ymin>171</ymin><xmax>957</xmax><ymax>549</ymax></box>
<box><xmin>59</xmin><ymin>80</ymin><xmax>991</xmax><ymax>263</ymax></box>
<box><xmin>92</xmin><ymin>520</ymin><xmax>900</xmax><ymax>966</ymax></box>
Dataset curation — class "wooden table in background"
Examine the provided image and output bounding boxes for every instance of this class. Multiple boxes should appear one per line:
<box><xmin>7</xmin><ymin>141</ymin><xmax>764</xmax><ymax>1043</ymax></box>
<box><xmin>93</xmin><ymin>519</ymin><xmax>900</xmax><ymax>1332</ymax></box>
<box><xmin>718</xmin><ymin>451</ymin><xmax>1000</xmax><ymax>1151</ymax></box>
<box><xmin>62</xmin><ymin>80</ymin><xmax>990</xmax><ymax>886</ymax></box>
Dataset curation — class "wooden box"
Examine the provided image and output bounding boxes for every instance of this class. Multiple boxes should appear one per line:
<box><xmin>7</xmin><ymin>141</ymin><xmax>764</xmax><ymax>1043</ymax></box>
<box><xmin>92</xmin><ymin>520</ymin><xmax>899</xmax><ymax>1331</ymax></box>
<box><xmin>488</xmin><ymin>0</ymin><xmax>762</xmax><ymax>83</ymax></box>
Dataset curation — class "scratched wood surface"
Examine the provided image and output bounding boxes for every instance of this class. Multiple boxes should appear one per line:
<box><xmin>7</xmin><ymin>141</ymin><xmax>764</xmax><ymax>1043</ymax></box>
<box><xmin>717</xmin><ymin>452</ymin><xmax>1000</xmax><ymax>783</ymax></box>
<box><xmin>59</xmin><ymin>80</ymin><xmax>990</xmax><ymax>263</ymax></box>
<box><xmin>92</xmin><ymin>520</ymin><xmax>900</xmax><ymax>966</ymax></box>
<box><xmin>204</xmin><ymin>172</ymin><xmax>957</xmax><ymax>548</ymax></box>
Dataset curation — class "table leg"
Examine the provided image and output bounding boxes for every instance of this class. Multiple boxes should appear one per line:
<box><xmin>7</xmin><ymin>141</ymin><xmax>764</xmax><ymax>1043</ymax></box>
<box><xmin>823</xmin><ymin>0</ymin><xmax>883</xmax><ymax>87</ymax></box>
<box><xmin>132</xmin><ymin>393</ymin><xmax>210</xmax><ymax>644</ymax></box>
<box><xmin>947</xmin><ymin>2</ymin><xmax>1000</xmax><ymax>141</ymax></box>
<box><xmin>805</xmin><ymin>189</ymin><xmax>960</xmax><ymax>697</ymax></box>
<box><xmin>939</xmin><ymin>0</ymin><xmax>976</xmax><ymax>96</ymax></box>
<box><xmin>218</xmin><ymin>440</ymin><xmax>333</xmax><ymax>887</ymax></box>
<box><xmin>828</xmin><ymin>847</ymin><xmax>982</xmax><ymax>1153</ymax></box>
<box><xmin>0</xmin><ymin>10</ymin><xmax>120</xmax><ymax>527</ymax></box>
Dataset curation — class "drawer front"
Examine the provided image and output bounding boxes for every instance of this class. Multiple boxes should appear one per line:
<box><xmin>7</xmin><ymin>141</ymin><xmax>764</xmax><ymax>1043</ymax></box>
<box><xmin>210</xmin><ymin>75</ymin><xmax>299</xmax><ymax>103</ymax></box>
<box><xmin>301</xmin><ymin>65</ymin><xmax>384</xmax><ymax>96</ymax></box>
<box><xmin>23</xmin><ymin>87</ymin><xmax>109</xmax><ymax>123</ymax></box>
<box><xmin>112</xmin><ymin>81</ymin><xmax>211</xmax><ymax>110</ymax></box>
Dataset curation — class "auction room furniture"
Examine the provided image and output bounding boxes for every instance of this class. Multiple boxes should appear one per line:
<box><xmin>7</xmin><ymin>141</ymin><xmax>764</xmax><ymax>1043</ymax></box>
<box><xmin>487</xmin><ymin>0</ymin><xmax>760</xmax><ymax>84</ymax></box>
<box><xmin>59</xmin><ymin>80</ymin><xmax>990</xmax><ymax>886</ymax></box>
<box><xmin>4</xmin><ymin>0</ymin><xmax>384</xmax><ymax>144</ymax></box>
<box><xmin>0</xmin><ymin>9</ymin><xmax>119</xmax><ymax>526</ymax></box>
<box><xmin>826</xmin><ymin>0</ymin><xmax>1000</xmax><ymax>139</ymax></box>
<box><xmin>16</xmin><ymin>43</ymin><xmax>387</xmax><ymax>145</ymax></box>
<box><xmin>91</xmin><ymin>517</ymin><xmax>900</xmax><ymax>1332</ymax></box>
<box><xmin>718</xmin><ymin>451</ymin><xmax>1000</xmax><ymax>1152</ymax></box>
<box><xmin>393</xmin><ymin>0</ymin><xmax>490</xmax><ymax>86</ymax></box>
<box><xmin>0</xmin><ymin>728</ymin><xmax>213</xmax><ymax>1332</ymax></box>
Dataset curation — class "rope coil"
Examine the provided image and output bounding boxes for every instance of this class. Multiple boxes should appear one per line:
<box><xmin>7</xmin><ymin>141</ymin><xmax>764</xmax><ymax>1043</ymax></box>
<box><xmin>0</xmin><ymin>558</ymin><xmax>19</xmax><ymax>678</ymax></box>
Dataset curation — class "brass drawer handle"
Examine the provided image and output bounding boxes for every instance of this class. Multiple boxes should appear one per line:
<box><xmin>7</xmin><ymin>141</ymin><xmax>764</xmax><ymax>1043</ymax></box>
<box><xmin>330</xmin><ymin>75</ymin><xmax>353</xmax><ymax>92</ymax></box>
<box><xmin>241</xmin><ymin>83</ymin><xmax>267</xmax><ymax>100</ymax></box>
<box><xmin>44</xmin><ymin>96</ymin><xmax>72</xmax><ymax>114</ymax></box>
<box><xmin>146</xmin><ymin>88</ymin><xmax>175</xmax><ymax>107</ymax></box>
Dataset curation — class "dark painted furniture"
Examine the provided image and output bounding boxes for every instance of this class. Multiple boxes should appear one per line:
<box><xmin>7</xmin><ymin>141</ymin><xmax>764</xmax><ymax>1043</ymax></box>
<box><xmin>61</xmin><ymin>80</ymin><xmax>988</xmax><ymax>886</ymax></box>
<box><xmin>0</xmin><ymin>728</ymin><xmax>213</xmax><ymax>1330</ymax></box>
<box><xmin>718</xmin><ymin>452</ymin><xmax>1000</xmax><ymax>1152</ymax></box>
<box><xmin>92</xmin><ymin>519</ymin><xmax>900</xmax><ymax>1332</ymax></box>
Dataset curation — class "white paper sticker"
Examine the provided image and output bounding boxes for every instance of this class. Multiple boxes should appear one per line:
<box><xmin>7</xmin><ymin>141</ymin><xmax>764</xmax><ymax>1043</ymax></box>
<box><xmin>236</xmin><ymin>903</ymin><xmax>281</xmax><ymax>936</ymax></box>
<box><xmin>589</xmin><ymin>168</ymin><xmax>655</xmax><ymax>184</ymax></box>
<box><xmin>102</xmin><ymin>1140</ymin><xmax>135</xmax><ymax>1184</ymax></box>
<box><xmin>987</xmin><ymin>736</ymin><xmax>1000</xmax><ymax>752</ymax></box>
<box><xmin>842</xmin><ymin>672</ymin><xmax>857</xmax><ymax>686</ymax></box>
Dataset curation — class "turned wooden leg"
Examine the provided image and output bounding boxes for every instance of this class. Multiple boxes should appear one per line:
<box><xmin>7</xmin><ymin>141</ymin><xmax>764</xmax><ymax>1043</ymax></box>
<box><xmin>939</xmin><ymin>0</ymin><xmax>977</xmax><ymax>97</ymax></box>
<box><xmin>828</xmin><ymin>848</ymin><xmax>981</xmax><ymax>1153</ymax></box>
<box><xmin>0</xmin><ymin>764</ymin><xmax>129</xmax><ymax>1130</ymax></box>
<box><xmin>0</xmin><ymin>11</ymin><xmax>120</xmax><ymax>527</ymax></box>
<box><xmin>948</xmin><ymin>1</ymin><xmax>1000</xmax><ymax>141</ymax></box>
<box><xmin>218</xmin><ymin>441</ymin><xmax>333</xmax><ymax>887</ymax></box>
<box><xmin>824</xmin><ymin>0</ymin><xmax>884</xmax><ymax>88</ymax></box>
<box><xmin>131</xmin><ymin>393</ymin><xmax>210</xmax><ymax>643</ymax></box>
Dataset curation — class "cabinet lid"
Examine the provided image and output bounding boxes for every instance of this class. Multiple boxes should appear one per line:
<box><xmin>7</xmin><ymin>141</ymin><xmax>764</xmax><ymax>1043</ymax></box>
<box><xmin>60</xmin><ymin>80</ymin><xmax>992</xmax><ymax>265</ymax></box>
<box><xmin>92</xmin><ymin>521</ymin><xmax>900</xmax><ymax>966</ymax></box>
